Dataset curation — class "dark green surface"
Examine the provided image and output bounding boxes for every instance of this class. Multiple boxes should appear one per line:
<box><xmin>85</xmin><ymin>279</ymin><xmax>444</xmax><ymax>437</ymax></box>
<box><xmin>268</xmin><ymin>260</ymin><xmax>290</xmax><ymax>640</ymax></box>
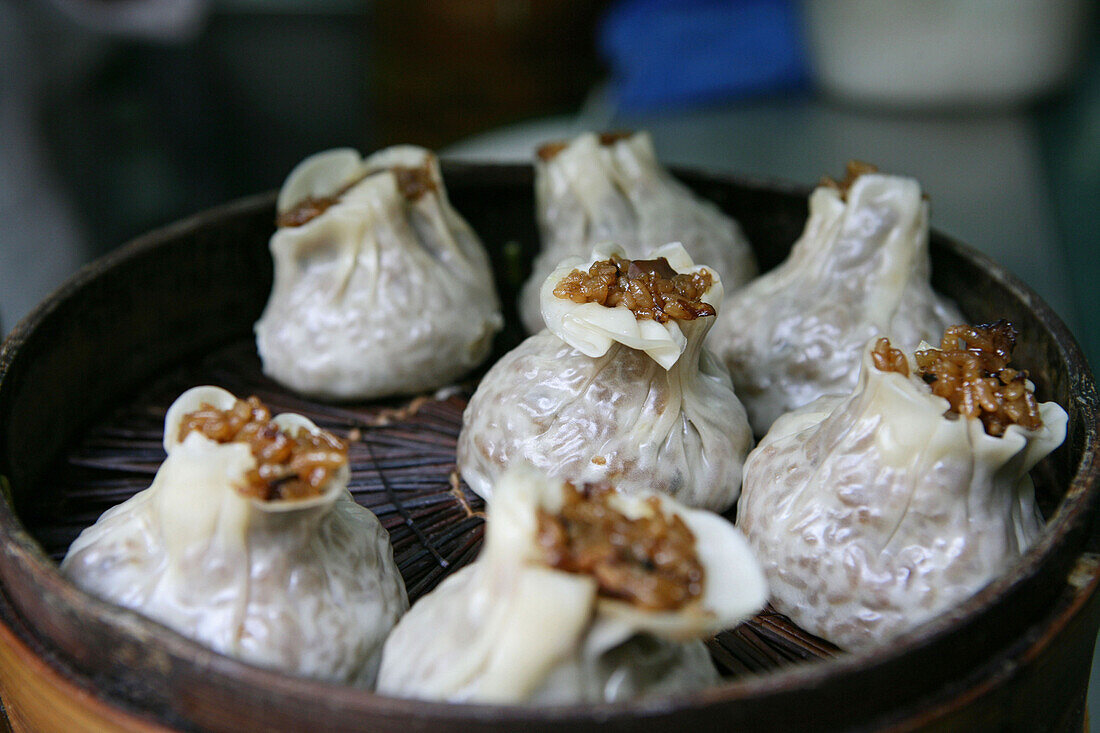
<box><xmin>1038</xmin><ymin>16</ymin><xmax>1100</xmax><ymax>371</ymax></box>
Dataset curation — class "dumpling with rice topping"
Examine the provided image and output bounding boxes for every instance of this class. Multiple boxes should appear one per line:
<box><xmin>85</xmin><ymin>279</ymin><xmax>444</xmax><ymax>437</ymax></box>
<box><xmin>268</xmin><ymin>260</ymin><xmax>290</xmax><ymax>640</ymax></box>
<box><xmin>61</xmin><ymin>386</ymin><xmax>409</xmax><ymax>685</ymax></box>
<box><xmin>736</xmin><ymin>322</ymin><xmax>1067</xmax><ymax>651</ymax></box>
<box><xmin>255</xmin><ymin>146</ymin><xmax>502</xmax><ymax>401</ymax></box>
<box><xmin>708</xmin><ymin>162</ymin><xmax>963</xmax><ymax>435</ymax></box>
<box><xmin>458</xmin><ymin>241</ymin><xmax>753</xmax><ymax>513</ymax></box>
<box><xmin>377</xmin><ymin>464</ymin><xmax>767</xmax><ymax>703</ymax></box>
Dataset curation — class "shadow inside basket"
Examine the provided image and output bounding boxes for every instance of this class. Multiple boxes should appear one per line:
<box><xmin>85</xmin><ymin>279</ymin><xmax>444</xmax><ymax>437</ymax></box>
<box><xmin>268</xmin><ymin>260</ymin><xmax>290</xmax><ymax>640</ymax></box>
<box><xmin>28</xmin><ymin>337</ymin><xmax>839</xmax><ymax>681</ymax></box>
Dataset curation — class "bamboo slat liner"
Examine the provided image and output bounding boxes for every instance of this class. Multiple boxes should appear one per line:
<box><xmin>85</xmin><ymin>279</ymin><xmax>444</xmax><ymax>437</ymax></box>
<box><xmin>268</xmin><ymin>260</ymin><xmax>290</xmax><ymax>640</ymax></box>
<box><xmin>29</xmin><ymin>338</ymin><xmax>837</xmax><ymax>680</ymax></box>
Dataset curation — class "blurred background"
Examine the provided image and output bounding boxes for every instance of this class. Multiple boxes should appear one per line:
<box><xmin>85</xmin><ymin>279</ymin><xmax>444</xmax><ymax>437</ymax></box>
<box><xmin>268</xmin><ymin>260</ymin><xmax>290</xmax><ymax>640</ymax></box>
<box><xmin>0</xmin><ymin>0</ymin><xmax>1096</xmax><ymax>358</ymax></box>
<box><xmin>0</xmin><ymin>0</ymin><xmax>1099</xmax><ymax>717</ymax></box>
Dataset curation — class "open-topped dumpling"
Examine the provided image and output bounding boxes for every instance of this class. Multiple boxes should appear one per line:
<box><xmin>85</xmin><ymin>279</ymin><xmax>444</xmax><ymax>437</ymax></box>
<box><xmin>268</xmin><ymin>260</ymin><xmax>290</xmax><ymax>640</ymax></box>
<box><xmin>736</xmin><ymin>323</ymin><xmax>1067</xmax><ymax>651</ymax></box>
<box><xmin>377</xmin><ymin>464</ymin><xmax>767</xmax><ymax>703</ymax></box>
<box><xmin>518</xmin><ymin>131</ymin><xmax>756</xmax><ymax>333</ymax></box>
<box><xmin>709</xmin><ymin>162</ymin><xmax>964</xmax><ymax>435</ymax></box>
<box><xmin>255</xmin><ymin>146</ymin><xmax>502</xmax><ymax>400</ymax></box>
<box><xmin>458</xmin><ymin>242</ymin><xmax>753</xmax><ymax>512</ymax></box>
<box><xmin>61</xmin><ymin>386</ymin><xmax>408</xmax><ymax>685</ymax></box>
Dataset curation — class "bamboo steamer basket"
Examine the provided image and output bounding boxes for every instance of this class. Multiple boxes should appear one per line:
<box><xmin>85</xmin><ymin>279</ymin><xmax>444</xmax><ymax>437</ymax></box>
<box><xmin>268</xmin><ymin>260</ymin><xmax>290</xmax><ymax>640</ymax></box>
<box><xmin>0</xmin><ymin>162</ymin><xmax>1097</xmax><ymax>732</ymax></box>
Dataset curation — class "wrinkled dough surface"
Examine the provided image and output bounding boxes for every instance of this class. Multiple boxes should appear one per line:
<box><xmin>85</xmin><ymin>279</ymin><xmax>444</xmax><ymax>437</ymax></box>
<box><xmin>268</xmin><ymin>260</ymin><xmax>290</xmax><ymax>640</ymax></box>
<box><xmin>709</xmin><ymin>174</ymin><xmax>962</xmax><ymax>434</ymax></box>
<box><xmin>62</xmin><ymin>421</ymin><xmax>408</xmax><ymax>685</ymax></box>
<box><xmin>377</xmin><ymin>561</ymin><xmax>719</xmax><ymax>704</ymax></box>
<box><xmin>376</xmin><ymin>465</ymin><xmax>764</xmax><ymax>703</ymax></box>
<box><xmin>519</xmin><ymin>132</ymin><xmax>756</xmax><ymax>333</ymax></box>
<box><xmin>256</xmin><ymin>148</ymin><xmax>501</xmax><ymax>400</ymax></box>
<box><xmin>736</xmin><ymin>348</ymin><xmax>1065</xmax><ymax>651</ymax></box>
<box><xmin>457</xmin><ymin>327</ymin><xmax>752</xmax><ymax>512</ymax></box>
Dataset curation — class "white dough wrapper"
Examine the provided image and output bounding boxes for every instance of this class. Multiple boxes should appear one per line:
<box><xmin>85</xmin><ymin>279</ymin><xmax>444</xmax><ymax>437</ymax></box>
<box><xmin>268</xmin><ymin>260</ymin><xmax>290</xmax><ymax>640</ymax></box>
<box><xmin>736</xmin><ymin>341</ymin><xmax>1068</xmax><ymax>651</ymax></box>
<box><xmin>61</xmin><ymin>386</ymin><xmax>409</xmax><ymax>685</ymax></box>
<box><xmin>458</xmin><ymin>243</ymin><xmax>753</xmax><ymax>512</ymax></box>
<box><xmin>518</xmin><ymin>131</ymin><xmax>757</xmax><ymax>333</ymax></box>
<box><xmin>376</xmin><ymin>464</ymin><xmax>767</xmax><ymax>704</ymax></box>
<box><xmin>255</xmin><ymin>146</ymin><xmax>502</xmax><ymax>400</ymax></box>
<box><xmin>708</xmin><ymin>170</ymin><xmax>963</xmax><ymax>435</ymax></box>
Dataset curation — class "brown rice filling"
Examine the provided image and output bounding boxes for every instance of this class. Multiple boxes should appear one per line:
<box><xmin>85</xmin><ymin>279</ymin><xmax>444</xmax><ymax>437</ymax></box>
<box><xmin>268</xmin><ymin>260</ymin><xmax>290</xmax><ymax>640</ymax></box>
<box><xmin>276</xmin><ymin>191</ymin><xmax>348</xmax><ymax>228</ymax></box>
<box><xmin>179</xmin><ymin>396</ymin><xmax>348</xmax><ymax>501</ymax></box>
<box><xmin>276</xmin><ymin>161</ymin><xmax>437</xmax><ymax>228</ymax></box>
<box><xmin>537</xmin><ymin>131</ymin><xmax>634</xmax><ymax>162</ymax></box>
<box><xmin>552</xmin><ymin>254</ymin><xmax>715</xmax><ymax>323</ymax></box>
<box><xmin>820</xmin><ymin>160</ymin><xmax>879</xmax><ymax>200</ymax></box>
<box><xmin>871</xmin><ymin>337</ymin><xmax>909</xmax><ymax>377</ymax></box>
<box><xmin>911</xmin><ymin>321</ymin><xmax>1043</xmax><ymax>436</ymax></box>
<box><xmin>392</xmin><ymin>162</ymin><xmax>437</xmax><ymax>201</ymax></box>
<box><xmin>536</xmin><ymin>482</ymin><xmax>704</xmax><ymax>611</ymax></box>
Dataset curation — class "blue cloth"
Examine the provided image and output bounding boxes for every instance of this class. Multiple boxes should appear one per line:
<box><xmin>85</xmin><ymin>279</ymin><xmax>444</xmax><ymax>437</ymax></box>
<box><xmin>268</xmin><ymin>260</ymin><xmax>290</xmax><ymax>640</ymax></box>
<box><xmin>599</xmin><ymin>0</ymin><xmax>810</xmax><ymax>113</ymax></box>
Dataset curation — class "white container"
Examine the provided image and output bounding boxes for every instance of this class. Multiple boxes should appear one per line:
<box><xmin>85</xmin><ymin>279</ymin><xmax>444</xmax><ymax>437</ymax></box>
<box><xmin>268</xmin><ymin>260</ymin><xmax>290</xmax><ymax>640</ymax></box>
<box><xmin>801</xmin><ymin>0</ymin><xmax>1092</xmax><ymax>109</ymax></box>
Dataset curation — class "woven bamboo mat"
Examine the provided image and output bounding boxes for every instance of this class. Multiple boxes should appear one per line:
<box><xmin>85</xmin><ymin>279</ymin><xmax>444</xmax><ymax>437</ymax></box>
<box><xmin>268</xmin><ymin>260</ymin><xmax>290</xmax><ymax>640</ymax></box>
<box><xmin>31</xmin><ymin>338</ymin><xmax>837</xmax><ymax>678</ymax></box>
